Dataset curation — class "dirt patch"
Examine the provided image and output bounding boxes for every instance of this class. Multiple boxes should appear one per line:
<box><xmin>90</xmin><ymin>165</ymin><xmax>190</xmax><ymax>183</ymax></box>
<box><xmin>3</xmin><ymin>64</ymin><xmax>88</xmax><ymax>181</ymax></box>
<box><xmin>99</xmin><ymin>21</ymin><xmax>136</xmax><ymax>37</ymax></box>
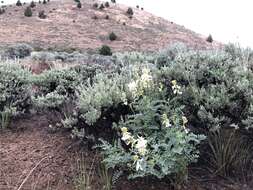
<box><xmin>0</xmin><ymin>114</ymin><xmax>252</xmax><ymax>190</ymax></box>
<box><xmin>0</xmin><ymin>114</ymin><xmax>79</xmax><ymax>190</ymax></box>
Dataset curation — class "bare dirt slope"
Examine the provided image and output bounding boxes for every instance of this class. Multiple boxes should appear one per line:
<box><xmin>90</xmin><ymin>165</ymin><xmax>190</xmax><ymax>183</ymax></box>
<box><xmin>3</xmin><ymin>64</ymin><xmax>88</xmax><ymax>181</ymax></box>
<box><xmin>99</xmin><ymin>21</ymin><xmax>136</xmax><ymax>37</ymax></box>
<box><xmin>0</xmin><ymin>0</ymin><xmax>221</xmax><ymax>52</ymax></box>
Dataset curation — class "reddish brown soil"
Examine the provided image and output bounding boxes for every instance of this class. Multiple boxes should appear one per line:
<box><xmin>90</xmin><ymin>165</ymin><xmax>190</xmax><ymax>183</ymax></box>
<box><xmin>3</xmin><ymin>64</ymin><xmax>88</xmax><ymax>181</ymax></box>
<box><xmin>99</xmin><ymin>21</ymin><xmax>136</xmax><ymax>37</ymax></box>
<box><xmin>0</xmin><ymin>0</ymin><xmax>222</xmax><ymax>52</ymax></box>
<box><xmin>1</xmin><ymin>114</ymin><xmax>251</xmax><ymax>190</ymax></box>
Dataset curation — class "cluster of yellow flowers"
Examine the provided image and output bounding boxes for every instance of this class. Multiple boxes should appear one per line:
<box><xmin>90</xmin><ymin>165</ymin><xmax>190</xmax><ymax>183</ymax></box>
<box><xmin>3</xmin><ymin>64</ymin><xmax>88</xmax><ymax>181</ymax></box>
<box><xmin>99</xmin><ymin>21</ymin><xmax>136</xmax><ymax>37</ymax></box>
<box><xmin>171</xmin><ymin>80</ymin><xmax>182</xmax><ymax>95</ymax></box>
<box><xmin>128</xmin><ymin>68</ymin><xmax>153</xmax><ymax>99</ymax></box>
<box><xmin>121</xmin><ymin>127</ymin><xmax>148</xmax><ymax>171</ymax></box>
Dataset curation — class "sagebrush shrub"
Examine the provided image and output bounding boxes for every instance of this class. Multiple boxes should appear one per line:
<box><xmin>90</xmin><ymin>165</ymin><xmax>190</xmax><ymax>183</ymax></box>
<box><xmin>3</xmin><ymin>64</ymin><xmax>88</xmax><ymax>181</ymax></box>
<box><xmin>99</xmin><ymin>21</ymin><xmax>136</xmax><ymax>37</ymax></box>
<box><xmin>105</xmin><ymin>2</ymin><xmax>110</xmax><ymax>7</ymax></box>
<box><xmin>109</xmin><ymin>32</ymin><xmax>117</xmax><ymax>41</ymax></box>
<box><xmin>126</xmin><ymin>7</ymin><xmax>133</xmax><ymax>15</ymax></box>
<box><xmin>99</xmin><ymin>3</ymin><xmax>105</xmax><ymax>10</ymax></box>
<box><xmin>99</xmin><ymin>45</ymin><xmax>112</xmax><ymax>56</ymax></box>
<box><xmin>38</xmin><ymin>10</ymin><xmax>46</xmax><ymax>19</ymax></box>
<box><xmin>4</xmin><ymin>43</ymin><xmax>33</xmax><ymax>59</ymax></box>
<box><xmin>206</xmin><ymin>34</ymin><xmax>213</xmax><ymax>43</ymax></box>
<box><xmin>0</xmin><ymin>60</ymin><xmax>32</xmax><ymax>128</ymax></box>
<box><xmin>77</xmin><ymin>2</ymin><xmax>82</xmax><ymax>9</ymax></box>
<box><xmin>30</xmin><ymin>1</ymin><xmax>36</xmax><ymax>8</ymax></box>
<box><xmin>16</xmin><ymin>0</ymin><xmax>22</xmax><ymax>6</ymax></box>
<box><xmin>24</xmin><ymin>6</ymin><xmax>32</xmax><ymax>17</ymax></box>
<box><xmin>93</xmin><ymin>3</ymin><xmax>98</xmax><ymax>8</ymax></box>
<box><xmin>0</xmin><ymin>8</ymin><xmax>5</xmax><ymax>15</ymax></box>
<box><xmin>111</xmin><ymin>0</ymin><xmax>116</xmax><ymax>3</ymax></box>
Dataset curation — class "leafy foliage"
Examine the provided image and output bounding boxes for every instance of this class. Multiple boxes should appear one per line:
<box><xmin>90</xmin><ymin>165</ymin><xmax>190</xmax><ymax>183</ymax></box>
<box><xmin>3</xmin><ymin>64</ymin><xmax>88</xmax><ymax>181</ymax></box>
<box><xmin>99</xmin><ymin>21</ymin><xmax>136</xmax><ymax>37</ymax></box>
<box><xmin>0</xmin><ymin>60</ymin><xmax>32</xmax><ymax>128</ymax></box>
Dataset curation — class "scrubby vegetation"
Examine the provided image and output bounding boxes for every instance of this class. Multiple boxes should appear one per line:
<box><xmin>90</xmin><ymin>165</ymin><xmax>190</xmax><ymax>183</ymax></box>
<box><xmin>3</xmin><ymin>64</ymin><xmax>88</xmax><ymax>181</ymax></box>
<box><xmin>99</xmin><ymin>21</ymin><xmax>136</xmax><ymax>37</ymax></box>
<box><xmin>24</xmin><ymin>6</ymin><xmax>32</xmax><ymax>17</ymax></box>
<box><xmin>16</xmin><ymin>0</ymin><xmax>22</xmax><ymax>6</ymax></box>
<box><xmin>2</xmin><ymin>43</ymin><xmax>253</xmax><ymax>188</ymax></box>
<box><xmin>38</xmin><ymin>10</ymin><xmax>46</xmax><ymax>19</ymax></box>
<box><xmin>99</xmin><ymin>45</ymin><xmax>112</xmax><ymax>56</ymax></box>
<box><xmin>109</xmin><ymin>32</ymin><xmax>117</xmax><ymax>41</ymax></box>
<box><xmin>126</xmin><ymin>7</ymin><xmax>134</xmax><ymax>16</ymax></box>
<box><xmin>206</xmin><ymin>34</ymin><xmax>213</xmax><ymax>43</ymax></box>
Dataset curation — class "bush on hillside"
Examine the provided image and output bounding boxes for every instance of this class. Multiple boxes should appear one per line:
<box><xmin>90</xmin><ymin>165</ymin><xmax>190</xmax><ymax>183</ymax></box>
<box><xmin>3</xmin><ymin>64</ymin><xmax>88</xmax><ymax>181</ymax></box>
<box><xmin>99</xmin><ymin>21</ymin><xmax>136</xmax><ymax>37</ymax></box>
<box><xmin>24</xmin><ymin>6</ymin><xmax>32</xmax><ymax>17</ymax></box>
<box><xmin>77</xmin><ymin>2</ymin><xmax>82</xmax><ymax>9</ymax></box>
<box><xmin>0</xmin><ymin>8</ymin><xmax>5</xmax><ymax>15</ymax></box>
<box><xmin>0</xmin><ymin>61</ymin><xmax>32</xmax><ymax>128</ymax></box>
<box><xmin>126</xmin><ymin>7</ymin><xmax>134</xmax><ymax>15</ymax></box>
<box><xmin>105</xmin><ymin>2</ymin><xmax>110</xmax><ymax>8</ymax></box>
<box><xmin>99</xmin><ymin>45</ymin><xmax>112</xmax><ymax>56</ymax></box>
<box><xmin>93</xmin><ymin>3</ymin><xmax>98</xmax><ymax>8</ymax></box>
<box><xmin>38</xmin><ymin>10</ymin><xmax>46</xmax><ymax>19</ymax></box>
<box><xmin>109</xmin><ymin>32</ymin><xmax>117</xmax><ymax>41</ymax></box>
<box><xmin>42</xmin><ymin>0</ymin><xmax>46</xmax><ymax>4</ymax></box>
<box><xmin>99</xmin><ymin>3</ymin><xmax>105</xmax><ymax>10</ymax></box>
<box><xmin>206</xmin><ymin>34</ymin><xmax>213</xmax><ymax>43</ymax></box>
<box><xmin>4</xmin><ymin>43</ymin><xmax>33</xmax><ymax>59</ymax></box>
<box><xmin>16</xmin><ymin>0</ymin><xmax>22</xmax><ymax>6</ymax></box>
<box><xmin>30</xmin><ymin>1</ymin><xmax>36</xmax><ymax>8</ymax></box>
<box><xmin>111</xmin><ymin>0</ymin><xmax>116</xmax><ymax>3</ymax></box>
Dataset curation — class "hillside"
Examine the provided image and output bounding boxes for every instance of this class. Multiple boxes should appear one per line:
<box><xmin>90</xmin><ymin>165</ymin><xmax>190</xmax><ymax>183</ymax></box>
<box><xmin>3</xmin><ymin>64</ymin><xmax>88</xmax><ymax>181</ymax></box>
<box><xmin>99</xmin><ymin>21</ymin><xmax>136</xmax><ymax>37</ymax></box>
<box><xmin>0</xmin><ymin>0</ymin><xmax>221</xmax><ymax>52</ymax></box>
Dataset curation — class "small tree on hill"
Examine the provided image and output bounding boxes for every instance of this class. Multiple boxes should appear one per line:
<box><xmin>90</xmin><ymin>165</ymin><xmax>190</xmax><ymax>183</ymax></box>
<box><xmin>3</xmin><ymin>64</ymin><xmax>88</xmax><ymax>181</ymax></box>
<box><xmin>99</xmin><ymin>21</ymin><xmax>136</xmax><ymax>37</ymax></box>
<box><xmin>111</xmin><ymin>0</ymin><xmax>116</xmax><ymax>3</ymax></box>
<box><xmin>99</xmin><ymin>45</ymin><xmax>112</xmax><ymax>56</ymax></box>
<box><xmin>24</xmin><ymin>6</ymin><xmax>32</xmax><ymax>17</ymax></box>
<box><xmin>42</xmin><ymin>0</ymin><xmax>47</xmax><ymax>4</ymax></box>
<box><xmin>109</xmin><ymin>32</ymin><xmax>117</xmax><ymax>41</ymax></box>
<box><xmin>16</xmin><ymin>0</ymin><xmax>22</xmax><ymax>6</ymax></box>
<box><xmin>38</xmin><ymin>10</ymin><xmax>46</xmax><ymax>19</ymax></box>
<box><xmin>93</xmin><ymin>3</ymin><xmax>98</xmax><ymax>8</ymax></box>
<box><xmin>206</xmin><ymin>34</ymin><xmax>213</xmax><ymax>43</ymax></box>
<box><xmin>77</xmin><ymin>2</ymin><xmax>82</xmax><ymax>8</ymax></box>
<box><xmin>105</xmin><ymin>2</ymin><xmax>110</xmax><ymax>8</ymax></box>
<box><xmin>126</xmin><ymin>7</ymin><xmax>133</xmax><ymax>15</ymax></box>
<box><xmin>30</xmin><ymin>1</ymin><xmax>36</xmax><ymax>8</ymax></box>
<box><xmin>99</xmin><ymin>3</ymin><xmax>105</xmax><ymax>10</ymax></box>
<box><xmin>0</xmin><ymin>8</ymin><xmax>5</xmax><ymax>15</ymax></box>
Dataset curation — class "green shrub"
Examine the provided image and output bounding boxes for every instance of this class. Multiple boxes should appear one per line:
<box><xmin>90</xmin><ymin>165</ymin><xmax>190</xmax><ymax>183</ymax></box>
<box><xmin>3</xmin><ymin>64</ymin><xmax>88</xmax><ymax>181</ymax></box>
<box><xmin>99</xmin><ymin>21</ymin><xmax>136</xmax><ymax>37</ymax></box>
<box><xmin>16</xmin><ymin>0</ymin><xmax>22</xmax><ymax>6</ymax></box>
<box><xmin>105</xmin><ymin>2</ymin><xmax>110</xmax><ymax>8</ymax></box>
<box><xmin>109</xmin><ymin>32</ymin><xmax>117</xmax><ymax>41</ymax></box>
<box><xmin>206</xmin><ymin>34</ymin><xmax>213</xmax><ymax>43</ymax></box>
<box><xmin>0</xmin><ymin>61</ymin><xmax>32</xmax><ymax>129</ymax></box>
<box><xmin>99</xmin><ymin>45</ymin><xmax>112</xmax><ymax>56</ymax></box>
<box><xmin>75</xmin><ymin>64</ymin><xmax>205</xmax><ymax>180</ymax></box>
<box><xmin>30</xmin><ymin>1</ymin><xmax>36</xmax><ymax>8</ymax></box>
<box><xmin>77</xmin><ymin>2</ymin><xmax>82</xmax><ymax>9</ymax></box>
<box><xmin>0</xmin><ymin>8</ymin><xmax>5</xmax><ymax>15</ymax></box>
<box><xmin>99</xmin><ymin>3</ymin><xmax>105</xmax><ymax>10</ymax></box>
<box><xmin>38</xmin><ymin>10</ymin><xmax>46</xmax><ymax>19</ymax></box>
<box><xmin>93</xmin><ymin>3</ymin><xmax>98</xmax><ymax>8</ymax></box>
<box><xmin>126</xmin><ymin>7</ymin><xmax>133</xmax><ymax>15</ymax></box>
<box><xmin>4</xmin><ymin>43</ymin><xmax>33</xmax><ymax>59</ymax></box>
<box><xmin>111</xmin><ymin>0</ymin><xmax>116</xmax><ymax>3</ymax></box>
<box><xmin>24</xmin><ymin>6</ymin><xmax>32</xmax><ymax>17</ymax></box>
<box><xmin>42</xmin><ymin>0</ymin><xmax>46</xmax><ymax>4</ymax></box>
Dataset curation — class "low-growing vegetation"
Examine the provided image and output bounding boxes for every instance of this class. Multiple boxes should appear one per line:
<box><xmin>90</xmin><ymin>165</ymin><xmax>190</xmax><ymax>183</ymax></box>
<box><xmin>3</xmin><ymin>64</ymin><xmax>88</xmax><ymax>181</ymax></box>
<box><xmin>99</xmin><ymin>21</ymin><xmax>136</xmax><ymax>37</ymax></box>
<box><xmin>24</xmin><ymin>6</ymin><xmax>32</xmax><ymax>17</ymax></box>
<box><xmin>2</xmin><ymin>43</ymin><xmax>253</xmax><ymax>189</ymax></box>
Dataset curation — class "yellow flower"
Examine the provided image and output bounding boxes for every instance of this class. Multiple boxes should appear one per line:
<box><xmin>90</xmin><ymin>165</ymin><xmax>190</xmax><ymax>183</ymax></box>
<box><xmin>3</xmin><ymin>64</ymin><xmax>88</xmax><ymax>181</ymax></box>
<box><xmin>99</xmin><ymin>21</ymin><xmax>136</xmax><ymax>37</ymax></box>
<box><xmin>171</xmin><ymin>80</ymin><xmax>177</xmax><ymax>86</ymax></box>
<box><xmin>132</xmin><ymin>155</ymin><xmax>139</xmax><ymax>161</ymax></box>
<box><xmin>182</xmin><ymin>116</ymin><xmax>188</xmax><ymax>125</ymax></box>
<box><xmin>121</xmin><ymin>127</ymin><xmax>128</xmax><ymax>134</ymax></box>
<box><xmin>135</xmin><ymin>136</ymin><xmax>147</xmax><ymax>156</ymax></box>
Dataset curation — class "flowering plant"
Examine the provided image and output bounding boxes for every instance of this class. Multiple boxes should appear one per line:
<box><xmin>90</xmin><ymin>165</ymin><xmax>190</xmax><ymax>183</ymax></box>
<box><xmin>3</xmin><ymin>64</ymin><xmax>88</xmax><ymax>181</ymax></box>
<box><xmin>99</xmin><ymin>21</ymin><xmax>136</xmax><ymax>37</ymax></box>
<box><xmin>99</xmin><ymin>67</ymin><xmax>205</xmax><ymax>179</ymax></box>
